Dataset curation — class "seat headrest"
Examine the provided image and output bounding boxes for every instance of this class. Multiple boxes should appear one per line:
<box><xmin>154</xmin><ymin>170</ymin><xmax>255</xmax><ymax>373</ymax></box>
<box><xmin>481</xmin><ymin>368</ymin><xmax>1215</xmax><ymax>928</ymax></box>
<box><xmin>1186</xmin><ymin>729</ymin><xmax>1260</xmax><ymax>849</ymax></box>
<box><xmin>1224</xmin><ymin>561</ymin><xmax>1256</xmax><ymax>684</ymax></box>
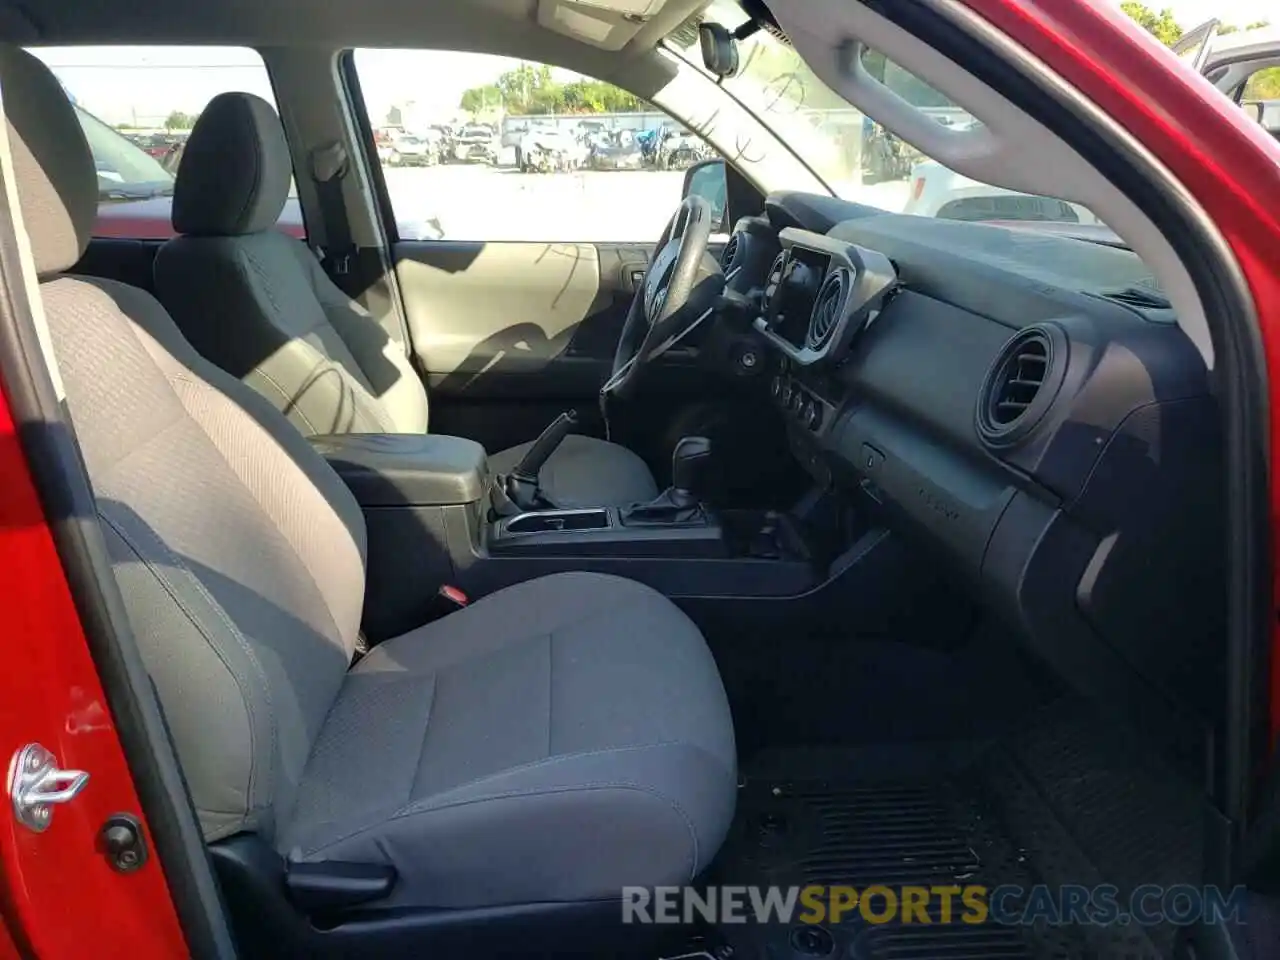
<box><xmin>172</xmin><ymin>92</ymin><xmax>291</xmax><ymax>237</ymax></box>
<box><xmin>0</xmin><ymin>46</ymin><xmax>97</xmax><ymax>278</ymax></box>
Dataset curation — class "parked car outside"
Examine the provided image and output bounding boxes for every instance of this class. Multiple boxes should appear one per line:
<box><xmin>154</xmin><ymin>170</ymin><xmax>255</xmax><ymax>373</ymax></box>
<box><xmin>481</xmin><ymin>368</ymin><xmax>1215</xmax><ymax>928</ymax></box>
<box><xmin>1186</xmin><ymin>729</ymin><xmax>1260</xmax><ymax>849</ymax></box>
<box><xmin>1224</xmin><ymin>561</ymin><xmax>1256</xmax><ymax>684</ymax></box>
<box><xmin>588</xmin><ymin>129</ymin><xmax>644</xmax><ymax>170</ymax></box>
<box><xmin>518</xmin><ymin>126</ymin><xmax>587</xmax><ymax>172</ymax></box>
<box><xmin>386</xmin><ymin>133</ymin><xmax>438</xmax><ymax>167</ymax></box>
<box><xmin>77</xmin><ymin>105</ymin><xmax>444</xmax><ymax>241</ymax></box>
<box><xmin>664</xmin><ymin>129</ymin><xmax>711</xmax><ymax>170</ymax></box>
<box><xmin>513</xmin><ymin>119</ymin><xmax>556</xmax><ymax>168</ymax></box>
<box><xmin>452</xmin><ymin>123</ymin><xmax>499</xmax><ymax>163</ymax></box>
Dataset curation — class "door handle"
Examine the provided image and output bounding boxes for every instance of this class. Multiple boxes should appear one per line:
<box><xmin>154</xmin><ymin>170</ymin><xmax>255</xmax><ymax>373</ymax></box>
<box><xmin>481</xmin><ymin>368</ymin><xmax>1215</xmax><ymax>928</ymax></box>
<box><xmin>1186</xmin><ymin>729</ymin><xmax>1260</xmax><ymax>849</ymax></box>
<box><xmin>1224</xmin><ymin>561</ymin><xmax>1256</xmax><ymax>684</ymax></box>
<box><xmin>9</xmin><ymin>743</ymin><xmax>89</xmax><ymax>832</ymax></box>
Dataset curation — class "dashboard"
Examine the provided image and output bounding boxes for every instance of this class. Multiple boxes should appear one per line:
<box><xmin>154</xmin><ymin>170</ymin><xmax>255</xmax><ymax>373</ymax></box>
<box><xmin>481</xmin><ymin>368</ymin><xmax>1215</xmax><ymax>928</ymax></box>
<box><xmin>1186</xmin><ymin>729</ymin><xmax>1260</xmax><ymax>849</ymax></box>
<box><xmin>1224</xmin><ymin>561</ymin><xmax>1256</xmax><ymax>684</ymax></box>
<box><xmin>722</xmin><ymin>193</ymin><xmax>1224</xmax><ymax>748</ymax></box>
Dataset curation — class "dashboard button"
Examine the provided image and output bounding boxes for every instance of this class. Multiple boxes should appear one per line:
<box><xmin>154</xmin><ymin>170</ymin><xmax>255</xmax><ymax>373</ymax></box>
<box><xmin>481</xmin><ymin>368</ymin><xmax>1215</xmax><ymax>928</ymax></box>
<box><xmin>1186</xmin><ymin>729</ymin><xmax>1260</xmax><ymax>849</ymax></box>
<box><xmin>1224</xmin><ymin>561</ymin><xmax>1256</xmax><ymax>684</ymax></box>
<box><xmin>861</xmin><ymin>443</ymin><xmax>884</xmax><ymax>472</ymax></box>
<box><xmin>780</xmin><ymin>381</ymin><xmax>793</xmax><ymax>407</ymax></box>
<box><xmin>806</xmin><ymin>401</ymin><xmax>822</xmax><ymax>430</ymax></box>
<box><xmin>770</xmin><ymin>375</ymin><xmax>782</xmax><ymax>399</ymax></box>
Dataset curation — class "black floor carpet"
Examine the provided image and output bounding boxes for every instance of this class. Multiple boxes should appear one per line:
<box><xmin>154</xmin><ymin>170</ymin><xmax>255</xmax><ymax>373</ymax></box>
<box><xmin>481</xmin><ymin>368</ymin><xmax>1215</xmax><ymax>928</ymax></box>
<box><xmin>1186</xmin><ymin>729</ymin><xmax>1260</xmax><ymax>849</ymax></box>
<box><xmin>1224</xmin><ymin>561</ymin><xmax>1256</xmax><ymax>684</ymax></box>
<box><xmin>699</xmin><ymin>701</ymin><xmax>1205</xmax><ymax>960</ymax></box>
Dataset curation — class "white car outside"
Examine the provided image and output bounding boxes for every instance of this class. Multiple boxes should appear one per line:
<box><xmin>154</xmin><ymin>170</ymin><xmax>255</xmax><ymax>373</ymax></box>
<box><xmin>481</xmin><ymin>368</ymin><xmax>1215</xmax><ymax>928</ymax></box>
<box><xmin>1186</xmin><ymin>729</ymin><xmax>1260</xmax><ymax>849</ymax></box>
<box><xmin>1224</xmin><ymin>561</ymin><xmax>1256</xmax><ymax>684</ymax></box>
<box><xmin>516</xmin><ymin>123</ymin><xmax>564</xmax><ymax>169</ymax></box>
<box><xmin>387</xmin><ymin>133</ymin><xmax>435</xmax><ymax>166</ymax></box>
<box><xmin>902</xmin><ymin>160</ymin><xmax>1100</xmax><ymax>224</ymax></box>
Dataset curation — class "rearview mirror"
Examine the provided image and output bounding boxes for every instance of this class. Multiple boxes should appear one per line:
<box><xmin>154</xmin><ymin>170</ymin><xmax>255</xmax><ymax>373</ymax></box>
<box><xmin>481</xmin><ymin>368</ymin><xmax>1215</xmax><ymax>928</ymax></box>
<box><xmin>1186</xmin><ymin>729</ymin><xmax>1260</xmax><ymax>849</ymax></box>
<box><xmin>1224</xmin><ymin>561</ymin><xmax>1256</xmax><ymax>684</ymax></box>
<box><xmin>698</xmin><ymin>23</ymin><xmax>740</xmax><ymax>78</ymax></box>
<box><xmin>682</xmin><ymin>158</ymin><xmax>728</xmax><ymax>233</ymax></box>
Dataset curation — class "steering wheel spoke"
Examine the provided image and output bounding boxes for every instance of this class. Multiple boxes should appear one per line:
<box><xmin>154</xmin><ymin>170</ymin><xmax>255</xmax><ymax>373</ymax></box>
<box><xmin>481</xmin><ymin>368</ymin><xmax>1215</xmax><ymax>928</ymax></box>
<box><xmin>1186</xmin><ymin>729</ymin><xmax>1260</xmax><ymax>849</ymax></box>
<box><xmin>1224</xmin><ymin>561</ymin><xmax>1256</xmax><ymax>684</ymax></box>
<box><xmin>606</xmin><ymin>195</ymin><xmax>720</xmax><ymax>399</ymax></box>
<box><xmin>601</xmin><ymin>353</ymin><xmax>637</xmax><ymax>396</ymax></box>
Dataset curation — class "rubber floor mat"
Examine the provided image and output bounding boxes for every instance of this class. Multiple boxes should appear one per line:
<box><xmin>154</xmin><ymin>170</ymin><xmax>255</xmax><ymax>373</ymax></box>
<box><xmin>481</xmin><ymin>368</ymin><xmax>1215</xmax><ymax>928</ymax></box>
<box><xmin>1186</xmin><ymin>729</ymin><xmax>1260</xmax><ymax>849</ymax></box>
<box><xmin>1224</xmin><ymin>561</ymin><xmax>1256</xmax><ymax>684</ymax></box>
<box><xmin>705</xmin><ymin>710</ymin><xmax>1196</xmax><ymax>960</ymax></box>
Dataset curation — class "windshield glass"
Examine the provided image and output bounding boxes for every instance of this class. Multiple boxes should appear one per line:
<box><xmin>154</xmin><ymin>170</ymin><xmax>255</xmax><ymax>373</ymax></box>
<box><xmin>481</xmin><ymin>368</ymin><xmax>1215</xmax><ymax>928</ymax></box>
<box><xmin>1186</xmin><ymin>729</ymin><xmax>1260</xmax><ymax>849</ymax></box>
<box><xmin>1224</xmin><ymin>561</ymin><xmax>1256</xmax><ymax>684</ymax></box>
<box><xmin>668</xmin><ymin>2</ymin><xmax>1112</xmax><ymax>240</ymax></box>
<box><xmin>74</xmin><ymin>105</ymin><xmax>175</xmax><ymax>200</ymax></box>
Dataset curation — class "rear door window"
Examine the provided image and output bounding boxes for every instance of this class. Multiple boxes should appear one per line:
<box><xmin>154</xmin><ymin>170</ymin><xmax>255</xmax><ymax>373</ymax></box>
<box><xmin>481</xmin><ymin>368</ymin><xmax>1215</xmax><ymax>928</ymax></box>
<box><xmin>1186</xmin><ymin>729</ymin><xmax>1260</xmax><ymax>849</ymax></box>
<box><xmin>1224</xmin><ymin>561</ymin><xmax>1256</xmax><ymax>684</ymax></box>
<box><xmin>28</xmin><ymin>47</ymin><xmax>291</xmax><ymax>240</ymax></box>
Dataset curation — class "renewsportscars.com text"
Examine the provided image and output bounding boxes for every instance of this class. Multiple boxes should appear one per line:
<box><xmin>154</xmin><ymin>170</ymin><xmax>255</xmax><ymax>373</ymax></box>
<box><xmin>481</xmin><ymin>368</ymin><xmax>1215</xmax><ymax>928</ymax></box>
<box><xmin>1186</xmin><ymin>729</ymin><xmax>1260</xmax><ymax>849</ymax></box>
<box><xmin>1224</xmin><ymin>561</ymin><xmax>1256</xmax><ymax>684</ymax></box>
<box><xmin>621</xmin><ymin>884</ymin><xmax>1248</xmax><ymax>927</ymax></box>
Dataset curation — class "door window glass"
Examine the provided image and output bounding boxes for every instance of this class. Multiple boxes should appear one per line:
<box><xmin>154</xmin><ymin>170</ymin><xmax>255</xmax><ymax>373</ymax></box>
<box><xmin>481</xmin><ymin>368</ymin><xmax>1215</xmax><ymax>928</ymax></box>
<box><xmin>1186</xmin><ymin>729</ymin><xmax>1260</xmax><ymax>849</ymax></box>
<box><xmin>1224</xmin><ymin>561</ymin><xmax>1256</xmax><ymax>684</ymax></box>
<box><xmin>30</xmin><ymin>47</ymin><xmax>291</xmax><ymax>240</ymax></box>
<box><xmin>353</xmin><ymin>49</ymin><xmax>722</xmax><ymax>242</ymax></box>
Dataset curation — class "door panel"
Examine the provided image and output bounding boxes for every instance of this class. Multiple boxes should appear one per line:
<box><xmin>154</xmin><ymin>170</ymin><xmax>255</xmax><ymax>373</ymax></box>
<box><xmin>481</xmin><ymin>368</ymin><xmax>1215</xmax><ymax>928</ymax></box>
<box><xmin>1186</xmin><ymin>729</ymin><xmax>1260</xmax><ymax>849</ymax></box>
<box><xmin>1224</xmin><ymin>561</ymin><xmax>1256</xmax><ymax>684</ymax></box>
<box><xmin>396</xmin><ymin>239</ymin><xmax>644</xmax><ymax>453</ymax></box>
<box><xmin>394</xmin><ymin>237</ymin><xmax>725</xmax><ymax>462</ymax></box>
<box><xmin>398</xmin><ymin>240</ymin><xmax>618</xmax><ymax>390</ymax></box>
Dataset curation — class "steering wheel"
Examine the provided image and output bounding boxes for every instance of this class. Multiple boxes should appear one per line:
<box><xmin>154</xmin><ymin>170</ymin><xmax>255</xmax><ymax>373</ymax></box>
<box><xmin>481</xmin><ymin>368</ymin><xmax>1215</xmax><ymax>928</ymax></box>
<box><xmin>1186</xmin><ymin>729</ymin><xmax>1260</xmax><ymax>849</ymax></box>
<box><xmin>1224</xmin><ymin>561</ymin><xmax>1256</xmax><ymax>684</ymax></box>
<box><xmin>602</xmin><ymin>195</ymin><xmax>719</xmax><ymax>399</ymax></box>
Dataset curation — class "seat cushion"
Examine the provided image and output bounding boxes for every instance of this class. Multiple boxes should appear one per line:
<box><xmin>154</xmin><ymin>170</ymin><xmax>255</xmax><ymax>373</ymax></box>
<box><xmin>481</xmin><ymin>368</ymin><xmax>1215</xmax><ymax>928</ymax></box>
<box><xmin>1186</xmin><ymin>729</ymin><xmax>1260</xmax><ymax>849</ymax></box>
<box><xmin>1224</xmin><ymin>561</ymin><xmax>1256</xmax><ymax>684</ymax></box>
<box><xmin>278</xmin><ymin>572</ymin><xmax>736</xmax><ymax>909</ymax></box>
<box><xmin>489</xmin><ymin>434</ymin><xmax>658</xmax><ymax>508</ymax></box>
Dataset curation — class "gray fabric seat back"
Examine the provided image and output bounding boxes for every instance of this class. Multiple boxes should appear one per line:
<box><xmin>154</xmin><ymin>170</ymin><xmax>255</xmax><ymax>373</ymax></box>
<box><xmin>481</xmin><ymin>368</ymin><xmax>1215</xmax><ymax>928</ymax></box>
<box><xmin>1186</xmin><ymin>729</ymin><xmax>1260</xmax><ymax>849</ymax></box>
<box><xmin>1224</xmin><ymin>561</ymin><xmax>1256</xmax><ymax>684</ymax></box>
<box><xmin>3</xmin><ymin>47</ymin><xmax>368</xmax><ymax>841</ymax></box>
<box><xmin>153</xmin><ymin>92</ymin><xmax>428</xmax><ymax>437</ymax></box>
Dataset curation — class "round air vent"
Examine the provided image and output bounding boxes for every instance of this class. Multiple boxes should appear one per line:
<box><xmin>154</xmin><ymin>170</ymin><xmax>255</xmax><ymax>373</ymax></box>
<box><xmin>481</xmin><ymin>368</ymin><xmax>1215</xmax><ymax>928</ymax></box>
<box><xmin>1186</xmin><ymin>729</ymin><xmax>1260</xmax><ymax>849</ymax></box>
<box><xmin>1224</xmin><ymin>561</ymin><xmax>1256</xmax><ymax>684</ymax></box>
<box><xmin>720</xmin><ymin>234</ymin><xmax>740</xmax><ymax>272</ymax></box>
<box><xmin>976</xmin><ymin>324</ymin><xmax>1067</xmax><ymax>448</ymax></box>
<box><xmin>806</xmin><ymin>269</ymin><xmax>847</xmax><ymax>350</ymax></box>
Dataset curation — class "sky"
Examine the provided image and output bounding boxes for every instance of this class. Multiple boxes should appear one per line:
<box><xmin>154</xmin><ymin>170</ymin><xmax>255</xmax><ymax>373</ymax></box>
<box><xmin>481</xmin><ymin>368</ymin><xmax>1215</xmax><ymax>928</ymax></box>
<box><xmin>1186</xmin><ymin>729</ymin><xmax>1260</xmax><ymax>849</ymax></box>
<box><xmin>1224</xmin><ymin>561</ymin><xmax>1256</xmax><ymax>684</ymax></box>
<box><xmin>30</xmin><ymin>0</ymin><xmax>1275</xmax><ymax>128</ymax></box>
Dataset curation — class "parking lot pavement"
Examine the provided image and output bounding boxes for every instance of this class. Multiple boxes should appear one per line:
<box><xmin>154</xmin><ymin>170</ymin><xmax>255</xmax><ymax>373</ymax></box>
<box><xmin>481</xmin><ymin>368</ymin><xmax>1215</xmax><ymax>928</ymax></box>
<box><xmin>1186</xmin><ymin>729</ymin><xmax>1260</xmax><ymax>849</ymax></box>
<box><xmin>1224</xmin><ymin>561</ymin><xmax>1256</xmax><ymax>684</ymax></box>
<box><xmin>382</xmin><ymin>164</ymin><xmax>913</xmax><ymax>244</ymax></box>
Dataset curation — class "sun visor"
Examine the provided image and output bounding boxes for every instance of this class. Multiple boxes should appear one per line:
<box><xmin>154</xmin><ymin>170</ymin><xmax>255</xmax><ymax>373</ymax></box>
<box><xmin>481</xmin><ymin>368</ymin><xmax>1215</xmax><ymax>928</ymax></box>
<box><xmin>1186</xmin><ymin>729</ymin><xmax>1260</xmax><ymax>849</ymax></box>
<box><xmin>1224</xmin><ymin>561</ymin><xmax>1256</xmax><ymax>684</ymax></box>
<box><xmin>537</xmin><ymin>0</ymin><xmax>670</xmax><ymax>50</ymax></box>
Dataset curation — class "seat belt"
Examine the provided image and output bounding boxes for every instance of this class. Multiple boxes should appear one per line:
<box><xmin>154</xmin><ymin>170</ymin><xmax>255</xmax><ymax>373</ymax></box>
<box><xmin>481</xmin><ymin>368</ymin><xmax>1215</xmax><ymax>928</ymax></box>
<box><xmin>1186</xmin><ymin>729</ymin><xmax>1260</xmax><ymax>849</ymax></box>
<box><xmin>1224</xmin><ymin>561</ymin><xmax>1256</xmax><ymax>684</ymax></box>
<box><xmin>309</xmin><ymin>141</ymin><xmax>358</xmax><ymax>291</ymax></box>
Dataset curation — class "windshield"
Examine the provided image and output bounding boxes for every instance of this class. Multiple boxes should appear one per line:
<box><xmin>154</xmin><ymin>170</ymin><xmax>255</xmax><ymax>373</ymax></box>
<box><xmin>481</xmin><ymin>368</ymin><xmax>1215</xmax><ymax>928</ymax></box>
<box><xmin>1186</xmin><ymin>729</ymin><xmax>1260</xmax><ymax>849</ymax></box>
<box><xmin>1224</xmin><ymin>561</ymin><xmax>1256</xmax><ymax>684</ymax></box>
<box><xmin>668</xmin><ymin>2</ymin><xmax>1112</xmax><ymax>240</ymax></box>
<box><xmin>75</xmin><ymin>106</ymin><xmax>175</xmax><ymax>201</ymax></box>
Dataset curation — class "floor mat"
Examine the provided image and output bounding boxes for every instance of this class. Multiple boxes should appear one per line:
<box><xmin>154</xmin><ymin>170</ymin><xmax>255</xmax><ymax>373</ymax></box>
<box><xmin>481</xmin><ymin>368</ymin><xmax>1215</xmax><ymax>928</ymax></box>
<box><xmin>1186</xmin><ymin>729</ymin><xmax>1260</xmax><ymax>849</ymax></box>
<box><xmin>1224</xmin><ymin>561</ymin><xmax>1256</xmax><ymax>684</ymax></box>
<box><xmin>703</xmin><ymin>704</ymin><xmax>1202</xmax><ymax>960</ymax></box>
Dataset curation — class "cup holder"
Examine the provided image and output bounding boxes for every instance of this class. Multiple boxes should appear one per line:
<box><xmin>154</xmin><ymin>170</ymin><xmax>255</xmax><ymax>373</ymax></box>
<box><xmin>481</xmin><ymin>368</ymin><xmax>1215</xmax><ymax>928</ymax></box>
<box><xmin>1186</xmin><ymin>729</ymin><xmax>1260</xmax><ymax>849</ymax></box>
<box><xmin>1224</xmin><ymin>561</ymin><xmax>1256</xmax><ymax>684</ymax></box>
<box><xmin>505</xmin><ymin>509</ymin><xmax>610</xmax><ymax>535</ymax></box>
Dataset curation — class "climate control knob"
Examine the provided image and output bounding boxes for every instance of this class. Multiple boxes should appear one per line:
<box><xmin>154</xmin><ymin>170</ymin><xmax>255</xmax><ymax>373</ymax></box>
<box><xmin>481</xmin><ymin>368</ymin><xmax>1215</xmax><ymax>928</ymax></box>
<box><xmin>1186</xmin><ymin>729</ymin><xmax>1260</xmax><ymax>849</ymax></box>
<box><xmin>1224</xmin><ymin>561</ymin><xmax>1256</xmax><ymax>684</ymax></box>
<box><xmin>779</xmin><ymin>381</ymin><xmax>793</xmax><ymax>407</ymax></box>
<box><xmin>771</xmin><ymin>375</ymin><xmax>782</xmax><ymax>399</ymax></box>
<box><xmin>789</xmin><ymin>391</ymin><xmax>804</xmax><ymax>414</ymax></box>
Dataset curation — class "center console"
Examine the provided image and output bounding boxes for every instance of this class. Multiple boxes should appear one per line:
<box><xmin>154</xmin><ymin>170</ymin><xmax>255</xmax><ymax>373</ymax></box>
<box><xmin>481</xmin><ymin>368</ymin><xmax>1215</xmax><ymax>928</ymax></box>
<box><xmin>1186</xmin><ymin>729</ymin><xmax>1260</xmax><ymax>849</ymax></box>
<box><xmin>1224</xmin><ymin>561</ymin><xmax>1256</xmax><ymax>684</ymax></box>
<box><xmin>313</xmin><ymin>425</ymin><xmax>908</xmax><ymax>644</ymax></box>
<box><xmin>313</xmin><ymin>429</ymin><xmax>821</xmax><ymax>635</ymax></box>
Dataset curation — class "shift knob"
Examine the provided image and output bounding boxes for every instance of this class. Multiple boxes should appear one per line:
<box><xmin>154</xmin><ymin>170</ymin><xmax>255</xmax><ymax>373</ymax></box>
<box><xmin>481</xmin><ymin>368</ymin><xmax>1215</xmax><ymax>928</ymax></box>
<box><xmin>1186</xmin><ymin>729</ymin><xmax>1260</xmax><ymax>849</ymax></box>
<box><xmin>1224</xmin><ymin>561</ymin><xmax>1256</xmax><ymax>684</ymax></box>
<box><xmin>671</xmin><ymin>436</ymin><xmax>712</xmax><ymax>496</ymax></box>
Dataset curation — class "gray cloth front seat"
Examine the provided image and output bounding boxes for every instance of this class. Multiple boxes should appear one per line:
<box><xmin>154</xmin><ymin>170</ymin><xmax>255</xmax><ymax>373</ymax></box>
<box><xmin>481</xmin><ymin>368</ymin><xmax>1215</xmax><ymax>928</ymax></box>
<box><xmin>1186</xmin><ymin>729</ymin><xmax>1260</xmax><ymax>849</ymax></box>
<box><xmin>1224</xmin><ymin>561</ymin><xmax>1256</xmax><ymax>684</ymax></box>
<box><xmin>152</xmin><ymin>92</ymin><xmax>656</xmax><ymax>508</ymax></box>
<box><xmin>4</xmin><ymin>47</ymin><xmax>734</xmax><ymax>910</ymax></box>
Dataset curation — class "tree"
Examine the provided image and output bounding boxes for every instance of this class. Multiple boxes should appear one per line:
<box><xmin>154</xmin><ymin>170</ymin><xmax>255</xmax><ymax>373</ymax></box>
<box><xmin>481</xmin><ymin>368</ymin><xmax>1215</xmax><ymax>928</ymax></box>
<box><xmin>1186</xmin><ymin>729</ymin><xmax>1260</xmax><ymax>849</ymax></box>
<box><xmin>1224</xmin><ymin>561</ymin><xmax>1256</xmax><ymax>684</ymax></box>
<box><xmin>1245</xmin><ymin>66</ymin><xmax>1280</xmax><ymax>99</ymax></box>
<box><xmin>164</xmin><ymin>110</ymin><xmax>197</xmax><ymax>131</ymax></box>
<box><xmin>459</xmin><ymin>68</ymin><xmax>642</xmax><ymax>116</ymax></box>
<box><xmin>1219</xmin><ymin>20</ymin><xmax>1268</xmax><ymax>34</ymax></box>
<box><xmin>1120</xmin><ymin>2</ymin><xmax>1183</xmax><ymax>45</ymax></box>
<box><xmin>460</xmin><ymin>84</ymin><xmax>499</xmax><ymax>115</ymax></box>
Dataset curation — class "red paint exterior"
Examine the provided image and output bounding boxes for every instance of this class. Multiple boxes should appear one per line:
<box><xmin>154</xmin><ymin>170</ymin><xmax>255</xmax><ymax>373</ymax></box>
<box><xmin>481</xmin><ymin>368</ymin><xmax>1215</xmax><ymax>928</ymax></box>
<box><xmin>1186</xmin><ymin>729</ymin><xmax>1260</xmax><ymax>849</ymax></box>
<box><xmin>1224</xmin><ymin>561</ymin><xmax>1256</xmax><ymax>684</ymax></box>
<box><xmin>960</xmin><ymin>0</ymin><xmax>1280</xmax><ymax>741</ymax></box>
<box><xmin>92</xmin><ymin>196</ymin><xmax>307</xmax><ymax>241</ymax></box>
<box><xmin>1</xmin><ymin>2</ymin><xmax>1279</xmax><ymax>954</ymax></box>
<box><xmin>0</xmin><ymin>388</ymin><xmax>188</xmax><ymax>957</ymax></box>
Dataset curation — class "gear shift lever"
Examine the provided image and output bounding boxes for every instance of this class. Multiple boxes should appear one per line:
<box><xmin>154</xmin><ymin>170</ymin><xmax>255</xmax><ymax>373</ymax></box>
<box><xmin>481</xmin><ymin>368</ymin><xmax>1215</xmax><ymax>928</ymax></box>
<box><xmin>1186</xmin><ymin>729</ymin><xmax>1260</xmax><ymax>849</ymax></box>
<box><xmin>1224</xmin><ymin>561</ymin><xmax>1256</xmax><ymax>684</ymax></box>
<box><xmin>669</xmin><ymin>436</ymin><xmax>711</xmax><ymax>507</ymax></box>
<box><xmin>622</xmin><ymin>436</ymin><xmax>711</xmax><ymax>525</ymax></box>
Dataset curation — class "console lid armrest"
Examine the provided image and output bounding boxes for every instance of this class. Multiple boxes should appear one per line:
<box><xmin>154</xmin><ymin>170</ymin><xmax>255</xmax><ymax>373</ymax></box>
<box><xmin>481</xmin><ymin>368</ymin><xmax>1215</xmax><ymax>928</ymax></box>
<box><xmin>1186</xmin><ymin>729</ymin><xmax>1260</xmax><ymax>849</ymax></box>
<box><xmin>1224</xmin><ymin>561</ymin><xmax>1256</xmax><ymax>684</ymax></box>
<box><xmin>310</xmin><ymin>433</ymin><xmax>488</xmax><ymax>506</ymax></box>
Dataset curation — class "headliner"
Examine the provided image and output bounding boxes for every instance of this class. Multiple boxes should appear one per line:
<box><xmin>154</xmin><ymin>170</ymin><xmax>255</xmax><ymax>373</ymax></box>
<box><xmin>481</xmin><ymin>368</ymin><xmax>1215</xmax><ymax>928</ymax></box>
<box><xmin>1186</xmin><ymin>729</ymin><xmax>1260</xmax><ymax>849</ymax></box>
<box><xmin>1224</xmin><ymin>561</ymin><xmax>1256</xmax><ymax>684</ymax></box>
<box><xmin>2</xmin><ymin>0</ymin><xmax>710</xmax><ymax>81</ymax></box>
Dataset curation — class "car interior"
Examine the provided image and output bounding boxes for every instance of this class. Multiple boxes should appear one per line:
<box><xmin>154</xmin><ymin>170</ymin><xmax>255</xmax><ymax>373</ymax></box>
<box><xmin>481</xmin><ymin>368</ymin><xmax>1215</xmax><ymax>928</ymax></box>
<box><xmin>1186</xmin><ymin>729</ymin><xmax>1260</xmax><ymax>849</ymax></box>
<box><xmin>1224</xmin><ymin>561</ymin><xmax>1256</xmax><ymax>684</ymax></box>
<box><xmin>0</xmin><ymin>0</ymin><xmax>1263</xmax><ymax>958</ymax></box>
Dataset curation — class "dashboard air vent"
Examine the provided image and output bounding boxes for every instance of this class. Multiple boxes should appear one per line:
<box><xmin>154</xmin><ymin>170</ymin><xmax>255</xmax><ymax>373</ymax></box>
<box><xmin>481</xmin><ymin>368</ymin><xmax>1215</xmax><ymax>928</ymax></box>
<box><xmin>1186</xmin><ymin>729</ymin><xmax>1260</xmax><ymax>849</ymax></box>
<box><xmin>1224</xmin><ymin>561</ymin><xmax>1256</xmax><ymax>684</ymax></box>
<box><xmin>806</xmin><ymin>270</ymin><xmax>846</xmax><ymax>350</ymax></box>
<box><xmin>1098</xmin><ymin>285</ymin><xmax>1172</xmax><ymax>310</ymax></box>
<box><xmin>976</xmin><ymin>324</ymin><xmax>1067</xmax><ymax>448</ymax></box>
<box><xmin>763</xmin><ymin>252</ymin><xmax>786</xmax><ymax>310</ymax></box>
<box><xmin>720</xmin><ymin>234</ymin><xmax>740</xmax><ymax>272</ymax></box>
